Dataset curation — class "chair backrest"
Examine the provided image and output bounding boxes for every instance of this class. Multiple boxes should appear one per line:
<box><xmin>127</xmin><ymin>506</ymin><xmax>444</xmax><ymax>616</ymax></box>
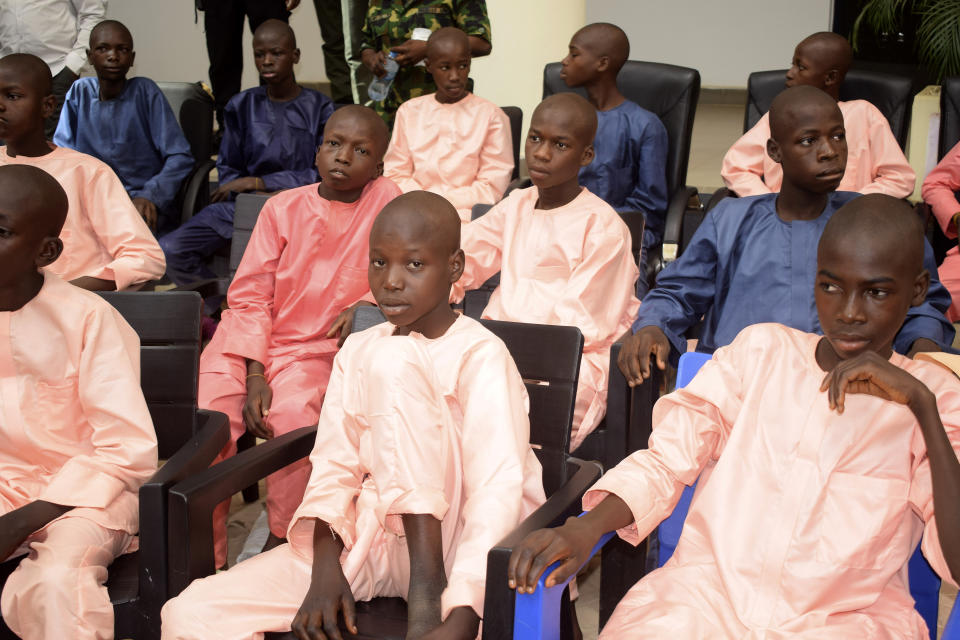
<box><xmin>351</xmin><ymin>307</ymin><xmax>584</xmax><ymax>496</ymax></box>
<box><xmin>501</xmin><ymin>106</ymin><xmax>523</xmax><ymax>181</ymax></box>
<box><xmin>542</xmin><ymin>60</ymin><xmax>701</xmax><ymax>195</ymax></box>
<box><xmin>230</xmin><ymin>193</ymin><xmax>272</xmax><ymax>277</ymax></box>
<box><xmin>744</xmin><ymin>69</ymin><xmax>913</xmax><ymax>149</ymax></box>
<box><xmin>939</xmin><ymin>75</ymin><xmax>960</xmax><ymax>159</ymax></box>
<box><xmin>156</xmin><ymin>81</ymin><xmax>215</xmax><ymax>163</ymax></box>
<box><xmin>97</xmin><ymin>291</ymin><xmax>203</xmax><ymax>459</ymax></box>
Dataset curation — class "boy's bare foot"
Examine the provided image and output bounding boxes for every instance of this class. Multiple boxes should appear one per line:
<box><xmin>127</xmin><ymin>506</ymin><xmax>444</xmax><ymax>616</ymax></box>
<box><xmin>261</xmin><ymin>532</ymin><xmax>286</xmax><ymax>554</ymax></box>
<box><xmin>402</xmin><ymin>513</ymin><xmax>446</xmax><ymax>638</ymax></box>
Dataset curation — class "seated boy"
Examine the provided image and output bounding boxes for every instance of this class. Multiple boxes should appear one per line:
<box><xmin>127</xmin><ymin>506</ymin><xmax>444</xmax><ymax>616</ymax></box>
<box><xmin>453</xmin><ymin>92</ymin><xmax>641</xmax><ymax>451</ymax></box>
<box><xmin>620</xmin><ymin>86</ymin><xmax>953</xmax><ymax>386</ymax></box>
<box><xmin>383</xmin><ymin>27</ymin><xmax>513</xmax><ymax>222</ymax></box>
<box><xmin>159</xmin><ymin>20</ymin><xmax>335</xmax><ymax>285</ymax></box>
<box><xmin>197</xmin><ymin>105</ymin><xmax>399</xmax><ymax>569</ymax></box>
<box><xmin>560</xmin><ymin>22</ymin><xmax>668</xmax><ymax>292</ymax></box>
<box><xmin>54</xmin><ymin>20</ymin><xmax>194</xmax><ymax>234</ymax></box>
<box><xmin>721</xmin><ymin>32</ymin><xmax>915</xmax><ymax>199</ymax></box>
<box><xmin>161</xmin><ymin>191</ymin><xmax>546</xmax><ymax>640</ymax></box>
<box><xmin>0</xmin><ymin>53</ymin><xmax>166</xmax><ymax>291</ymax></box>
<box><xmin>0</xmin><ymin>164</ymin><xmax>158</xmax><ymax>639</ymax></box>
<box><xmin>509</xmin><ymin>194</ymin><xmax>960</xmax><ymax>638</ymax></box>
<box><xmin>921</xmin><ymin>139</ymin><xmax>960</xmax><ymax>321</ymax></box>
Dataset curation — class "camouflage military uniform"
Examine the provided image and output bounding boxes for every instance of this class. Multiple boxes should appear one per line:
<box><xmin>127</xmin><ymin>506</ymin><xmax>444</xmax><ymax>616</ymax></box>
<box><xmin>359</xmin><ymin>0</ymin><xmax>491</xmax><ymax>126</ymax></box>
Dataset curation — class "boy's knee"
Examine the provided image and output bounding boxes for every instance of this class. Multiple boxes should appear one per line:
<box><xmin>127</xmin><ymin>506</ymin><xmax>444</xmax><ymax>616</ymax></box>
<box><xmin>160</xmin><ymin>590</ymin><xmax>210</xmax><ymax>640</ymax></box>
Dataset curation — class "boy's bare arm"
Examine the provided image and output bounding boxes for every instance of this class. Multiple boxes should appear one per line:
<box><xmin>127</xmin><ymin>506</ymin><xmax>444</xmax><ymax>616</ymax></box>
<box><xmin>508</xmin><ymin>494</ymin><xmax>633</xmax><ymax>594</ymax></box>
<box><xmin>821</xmin><ymin>351</ymin><xmax>960</xmax><ymax>582</ymax></box>
<box><xmin>69</xmin><ymin>276</ymin><xmax>116</xmax><ymax>291</ymax></box>
<box><xmin>0</xmin><ymin>501</ymin><xmax>71</xmax><ymax>560</ymax></box>
<box><xmin>291</xmin><ymin>518</ymin><xmax>357</xmax><ymax>640</ymax></box>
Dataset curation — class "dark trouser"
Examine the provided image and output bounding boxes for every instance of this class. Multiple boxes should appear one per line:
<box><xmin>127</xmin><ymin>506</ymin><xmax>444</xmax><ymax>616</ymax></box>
<box><xmin>202</xmin><ymin>0</ymin><xmax>290</xmax><ymax>127</ymax></box>
<box><xmin>46</xmin><ymin>67</ymin><xmax>78</xmax><ymax>139</ymax></box>
<box><xmin>313</xmin><ymin>0</ymin><xmax>352</xmax><ymax>103</ymax></box>
<box><xmin>158</xmin><ymin>201</ymin><xmax>235</xmax><ymax>285</ymax></box>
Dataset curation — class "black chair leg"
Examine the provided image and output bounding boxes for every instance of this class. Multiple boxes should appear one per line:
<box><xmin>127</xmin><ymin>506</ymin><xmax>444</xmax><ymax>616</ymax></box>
<box><xmin>237</xmin><ymin>431</ymin><xmax>261</xmax><ymax>503</ymax></box>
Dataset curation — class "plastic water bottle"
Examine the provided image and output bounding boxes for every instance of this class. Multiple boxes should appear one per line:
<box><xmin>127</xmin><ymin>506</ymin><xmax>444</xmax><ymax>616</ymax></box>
<box><xmin>367</xmin><ymin>52</ymin><xmax>399</xmax><ymax>102</ymax></box>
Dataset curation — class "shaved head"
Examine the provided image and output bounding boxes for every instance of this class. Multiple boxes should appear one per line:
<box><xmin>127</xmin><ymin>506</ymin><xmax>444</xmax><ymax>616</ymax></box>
<box><xmin>372</xmin><ymin>191</ymin><xmax>461</xmax><ymax>256</ymax></box>
<box><xmin>769</xmin><ymin>85</ymin><xmax>840</xmax><ymax>142</ymax></box>
<box><xmin>427</xmin><ymin>26</ymin><xmax>471</xmax><ymax>59</ymax></box>
<box><xmin>253</xmin><ymin>19</ymin><xmax>297</xmax><ymax>48</ymax></box>
<box><xmin>821</xmin><ymin>194</ymin><xmax>925</xmax><ymax>275</ymax></box>
<box><xmin>572</xmin><ymin>23</ymin><xmax>630</xmax><ymax>72</ymax></box>
<box><xmin>0</xmin><ymin>54</ymin><xmax>52</xmax><ymax>96</ymax></box>
<box><xmin>326</xmin><ymin>104</ymin><xmax>390</xmax><ymax>159</ymax></box>
<box><xmin>798</xmin><ymin>32</ymin><xmax>853</xmax><ymax>78</ymax></box>
<box><xmin>0</xmin><ymin>165</ymin><xmax>68</xmax><ymax>236</ymax></box>
<box><xmin>533</xmin><ymin>93</ymin><xmax>598</xmax><ymax>144</ymax></box>
<box><xmin>90</xmin><ymin>20</ymin><xmax>133</xmax><ymax>47</ymax></box>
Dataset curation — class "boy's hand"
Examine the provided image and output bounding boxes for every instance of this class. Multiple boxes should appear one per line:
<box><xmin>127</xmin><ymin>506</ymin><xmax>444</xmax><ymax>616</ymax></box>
<box><xmin>508</xmin><ymin>516</ymin><xmax>597</xmax><ymax>595</ymax></box>
<box><xmin>131</xmin><ymin>197</ymin><xmax>158</xmax><ymax>230</ymax></box>
<box><xmin>291</xmin><ymin>563</ymin><xmax>357</xmax><ymax>640</ymax></box>
<box><xmin>413</xmin><ymin>607</ymin><xmax>480</xmax><ymax>640</ymax></box>
<box><xmin>327</xmin><ymin>301</ymin><xmax>376</xmax><ymax>348</ymax></box>
<box><xmin>820</xmin><ymin>350</ymin><xmax>936</xmax><ymax>416</ymax></box>
<box><xmin>391</xmin><ymin>39</ymin><xmax>428</xmax><ymax>67</ymax></box>
<box><xmin>618</xmin><ymin>325</ymin><xmax>670</xmax><ymax>386</ymax></box>
<box><xmin>361</xmin><ymin>48</ymin><xmax>387</xmax><ymax>77</ymax></box>
<box><xmin>211</xmin><ymin>177</ymin><xmax>263</xmax><ymax>203</ymax></box>
<box><xmin>243</xmin><ymin>375</ymin><xmax>274</xmax><ymax>439</ymax></box>
<box><xmin>908</xmin><ymin>337</ymin><xmax>941</xmax><ymax>359</ymax></box>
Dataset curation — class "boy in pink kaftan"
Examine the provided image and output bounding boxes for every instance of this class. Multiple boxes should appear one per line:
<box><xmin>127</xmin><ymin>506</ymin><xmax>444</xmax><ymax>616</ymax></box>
<box><xmin>161</xmin><ymin>191</ymin><xmax>546</xmax><ymax>640</ymax></box>
<box><xmin>509</xmin><ymin>194</ymin><xmax>960</xmax><ymax>638</ymax></box>
<box><xmin>721</xmin><ymin>32</ymin><xmax>914</xmax><ymax>199</ymax></box>
<box><xmin>383</xmin><ymin>28</ymin><xmax>513</xmax><ymax>222</ymax></box>
<box><xmin>0</xmin><ymin>164</ymin><xmax>158</xmax><ymax>640</ymax></box>
<box><xmin>921</xmin><ymin>139</ymin><xmax>960</xmax><ymax>321</ymax></box>
<box><xmin>0</xmin><ymin>53</ymin><xmax>165</xmax><ymax>291</ymax></box>
<box><xmin>199</xmin><ymin>106</ymin><xmax>400</xmax><ymax>568</ymax></box>
<box><xmin>453</xmin><ymin>92</ymin><xmax>640</xmax><ymax>451</ymax></box>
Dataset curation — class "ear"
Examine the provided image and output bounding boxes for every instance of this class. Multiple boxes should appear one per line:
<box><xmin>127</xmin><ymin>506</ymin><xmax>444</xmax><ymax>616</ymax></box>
<box><xmin>293</xmin><ymin>48</ymin><xmax>301</xmax><ymax>64</ymax></box>
<box><xmin>911</xmin><ymin>268</ymin><xmax>931</xmax><ymax>307</ymax></box>
<box><xmin>766</xmin><ymin>138</ymin><xmax>782</xmax><ymax>164</ymax></box>
<box><xmin>86</xmin><ymin>48</ymin><xmax>92</xmax><ymax>65</ymax></box>
<box><xmin>449</xmin><ymin>248</ymin><xmax>465</xmax><ymax>283</ymax></box>
<box><xmin>596</xmin><ymin>55</ymin><xmax>610</xmax><ymax>73</ymax></box>
<box><xmin>580</xmin><ymin>143</ymin><xmax>595</xmax><ymax>168</ymax></box>
<box><xmin>36</xmin><ymin>236</ymin><xmax>63</xmax><ymax>268</ymax></box>
<box><xmin>376</xmin><ymin>159</ymin><xmax>384</xmax><ymax>177</ymax></box>
<box><xmin>823</xmin><ymin>68</ymin><xmax>840</xmax><ymax>88</ymax></box>
<box><xmin>40</xmin><ymin>94</ymin><xmax>56</xmax><ymax>120</ymax></box>
<box><xmin>130</xmin><ymin>51</ymin><xmax>136</xmax><ymax>66</ymax></box>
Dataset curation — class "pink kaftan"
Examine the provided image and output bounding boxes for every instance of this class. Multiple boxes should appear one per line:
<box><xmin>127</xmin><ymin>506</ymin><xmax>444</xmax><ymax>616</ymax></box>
<box><xmin>383</xmin><ymin>93</ymin><xmax>513</xmax><ymax>222</ymax></box>
<box><xmin>0</xmin><ymin>271</ymin><xmax>158</xmax><ymax>639</ymax></box>
<box><xmin>160</xmin><ymin>315</ymin><xmax>546</xmax><ymax>640</ymax></box>
<box><xmin>453</xmin><ymin>186</ymin><xmax>640</xmax><ymax>450</ymax></box>
<box><xmin>199</xmin><ymin>177</ymin><xmax>400</xmax><ymax>567</ymax></box>
<box><xmin>721</xmin><ymin>100</ymin><xmax>915</xmax><ymax>199</ymax></box>
<box><xmin>586</xmin><ymin>323</ymin><xmax>960</xmax><ymax>638</ymax></box>
<box><xmin>0</xmin><ymin>145</ymin><xmax>166</xmax><ymax>289</ymax></box>
<box><xmin>921</xmin><ymin>139</ymin><xmax>960</xmax><ymax>321</ymax></box>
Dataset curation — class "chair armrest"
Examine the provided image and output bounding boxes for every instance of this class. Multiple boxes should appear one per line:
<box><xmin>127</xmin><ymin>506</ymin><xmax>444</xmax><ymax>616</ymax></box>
<box><xmin>172</xmin><ymin>277</ymin><xmax>230</xmax><ymax>299</ymax></box>
<box><xmin>481</xmin><ymin>458</ymin><xmax>602</xmax><ymax>640</ymax></box>
<box><xmin>137</xmin><ymin>410</ymin><xmax>229</xmax><ymax>607</ymax></box>
<box><xmin>166</xmin><ymin>425</ymin><xmax>317</xmax><ymax>596</ymax></box>
<box><xmin>661</xmin><ymin>186</ymin><xmax>698</xmax><ymax>264</ymax></box>
<box><xmin>180</xmin><ymin>158</ymin><xmax>217</xmax><ymax>226</ymax></box>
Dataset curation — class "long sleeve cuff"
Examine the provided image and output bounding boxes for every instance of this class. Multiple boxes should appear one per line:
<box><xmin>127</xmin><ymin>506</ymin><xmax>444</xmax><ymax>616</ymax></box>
<box><xmin>288</xmin><ymin>511</ymin><xmax>358</xmax><ymax>559</ymax></box>
<box><xmin>65</xmin><ymin>51</ymin><xmax>87</xmax><ymax>75</ymax></box>
<box><xmin>441</xmin><ymin>576</ymin><xmax>484</xmax><ymax>621</ymax></box>
<box><xmin>91</xmin><ymin>256</ymin><xmax>167</xmax><ymax>291</ymax></box>
<box><xmin>40</xmin><ymin>460</ymin><xmax>127</xmax><ymax>509</ymax></box>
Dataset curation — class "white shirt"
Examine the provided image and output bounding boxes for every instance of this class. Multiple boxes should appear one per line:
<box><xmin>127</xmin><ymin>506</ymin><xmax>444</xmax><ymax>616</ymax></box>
<box><xmin>0</xmin><ymin>0</ymin><xmax>106</xmax><ymax>75</ymax></box>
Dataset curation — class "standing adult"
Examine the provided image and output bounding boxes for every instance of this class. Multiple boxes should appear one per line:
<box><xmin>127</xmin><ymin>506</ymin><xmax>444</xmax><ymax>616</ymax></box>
<box><xmin>196</xmin><ymin>0</ymin><xmax>300</xmax><ymax>130</ymax></box>
<box><xmin>358</xmin><ymin>0</ymin><xmax>492</xmax><ymax>126</ymax></box>
<box><xmin>311</xmin><ymin>0</ymin><xmax>354</xmax><ymax>104</ymax></box>
<box><xmin>0</xmin><ymin>0</ymin><xmax>107</xmax><ymax>138</ymax></box>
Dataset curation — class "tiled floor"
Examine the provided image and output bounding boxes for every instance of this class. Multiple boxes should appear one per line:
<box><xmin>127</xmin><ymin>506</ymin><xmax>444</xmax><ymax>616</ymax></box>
<box><xmin>221</xmin><ymin>98</ymin><xmax>958</xmax><ymax>638</ymax></box>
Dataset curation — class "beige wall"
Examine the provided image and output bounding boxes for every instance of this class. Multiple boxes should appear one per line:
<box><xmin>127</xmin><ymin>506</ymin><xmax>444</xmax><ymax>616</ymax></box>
<box><xmin>587</xmin><ymin>0</ymin><xmax>834</xmax><ymax>88</ymax></box>
<box><xmin>106</xmin><ymin>0</ymin><xmax>585</xmax><ymax>139</ymax></box>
